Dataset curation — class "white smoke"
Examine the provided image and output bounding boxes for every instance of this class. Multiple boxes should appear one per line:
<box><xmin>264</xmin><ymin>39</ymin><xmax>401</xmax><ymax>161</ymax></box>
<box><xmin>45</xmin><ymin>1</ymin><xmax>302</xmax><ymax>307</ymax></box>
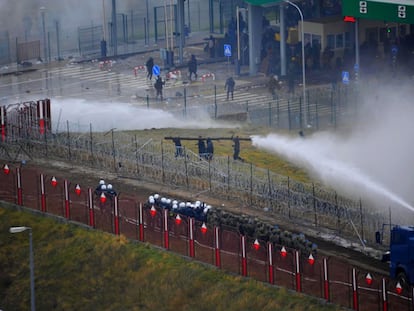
<box><xmin>51</xmin><ymin>97</ymin><xmax>235</xmax><ymax>132</ymax></box>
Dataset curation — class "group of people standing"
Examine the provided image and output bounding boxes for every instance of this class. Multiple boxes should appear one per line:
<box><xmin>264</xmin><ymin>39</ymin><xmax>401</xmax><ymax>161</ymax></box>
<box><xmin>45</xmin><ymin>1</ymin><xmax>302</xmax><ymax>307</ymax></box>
<box><xmin>145</xmin><ymin>53</ymin><xmax>237</xmax><ymax>101</ymax></box>
<box><xmin>170</xmin><ymin>136</ymin><xmax>244</xmax><ymax>162</ymax></box>
<box><xmin>146</xmin><ymin>56</ymin><xmax>165</xmax><ymax>100</ymax></box>
<box><xmin>197</xmin><ymin>137</ymin><xmax>214</xmax><ymax>160</ymax></box>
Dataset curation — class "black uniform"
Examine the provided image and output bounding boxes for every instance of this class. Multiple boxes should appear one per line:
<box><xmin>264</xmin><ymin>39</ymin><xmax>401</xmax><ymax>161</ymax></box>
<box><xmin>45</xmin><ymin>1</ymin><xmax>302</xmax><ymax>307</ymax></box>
<box><xmin>154</xmin><ymin>76</ymin><xmax>165</xmax><ymax>100</ymax></box>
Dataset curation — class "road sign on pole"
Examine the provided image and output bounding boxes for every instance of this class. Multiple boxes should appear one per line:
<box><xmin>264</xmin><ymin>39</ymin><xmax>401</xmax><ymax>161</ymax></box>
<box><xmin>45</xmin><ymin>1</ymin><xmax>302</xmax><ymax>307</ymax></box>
<box><xmin>342</xmin><ymin>71</ymin><xmax>350</xmax><ymax>85</ymax></box>
<box><xmin>153</xmin><ymin>65</ymin><xmax>160</xmax><ymax>76</ymax></box>
<box><xmin>224</xmin><ymin>44</ymin><xmax>232</xmax><ymax>57</ymax></box>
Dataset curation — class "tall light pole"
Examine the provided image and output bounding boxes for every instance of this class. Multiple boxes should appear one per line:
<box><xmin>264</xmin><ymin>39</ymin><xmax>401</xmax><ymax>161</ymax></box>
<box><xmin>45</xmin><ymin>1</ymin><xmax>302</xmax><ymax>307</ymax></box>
<box><xmin>10</xmin><ymin>226</ymin><xmax>35</xmax><ymax>311</ymax></box>
<box><xmin>40</xmin><ymin>6</ymin><xmax>47</xmax><ymax>63</ymax></box>
<box><xmin>284</xmin><ymin>0</ymin><xmax>307</xmax><ymax>127</ymax></box>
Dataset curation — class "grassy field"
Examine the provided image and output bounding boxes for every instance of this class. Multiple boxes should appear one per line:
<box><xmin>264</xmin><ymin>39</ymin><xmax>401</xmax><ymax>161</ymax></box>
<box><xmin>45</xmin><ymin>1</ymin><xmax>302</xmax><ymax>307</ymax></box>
<box><xmin>0</xmin><ymin>204</ymin><xmax>345</xmax><ymax>311</ymax></box>
<box><xmin>122</xmin><ymin>126</ymin><xmax>312</xmax><ymax>183</ymax></box>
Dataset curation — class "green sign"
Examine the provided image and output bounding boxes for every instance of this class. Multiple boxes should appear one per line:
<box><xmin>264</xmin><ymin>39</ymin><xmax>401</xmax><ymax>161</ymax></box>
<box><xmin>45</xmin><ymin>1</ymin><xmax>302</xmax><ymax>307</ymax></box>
<box><xmin>343</xmin><ymin>0</ymin><xmax>414</xmax><ymax>23</ymax></box>
<box><xmin>243</xmin><ymin>0</ymin><xmax>284</xmax><ymax>5</ymax></box>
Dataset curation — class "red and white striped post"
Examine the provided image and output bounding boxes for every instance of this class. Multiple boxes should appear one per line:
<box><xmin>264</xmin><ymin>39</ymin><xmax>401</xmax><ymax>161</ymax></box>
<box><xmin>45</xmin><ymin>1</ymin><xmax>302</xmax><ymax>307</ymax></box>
<box><xmin>138</xmin><ymin>203</ymin><xmax>144</xmax><ymax>241</ymax></box>
<box><xmin>295</xmin><ymin>250</ymin><xmax>301</xmax><ymax>292</ymax></box>
<box><xmin>267</xmin><ymin>242</ymin><xmax>274</xmax><ymax>284</ymax></box>
<box><xmin>382</xmin><ymin>278</ymin><xmax>388</xmax><ymax>311</ymax></box>
<box><xmin>64</xmin><ymin>179</ymin><xmax>70</xmax><ymax>219</ymax></box>
<box><xmin>323</xmin><ymin>257</ymin><xmax>330</xmax><ymax>301</ymax></box>
<box><xmin>188</xmin><ymin>217</ymin><xmax>195</xmax><ymax>257</ymax></box>
<box><xmin>113</xmin><ymin>196</ymin><xmax>119</xmax><ymax>235</ymax></box>
<box><xmin>88</xmin><ymin>188</ymin><xmax>95</xmax><ymax>228</ymax></box>
<box><xmin>352</xmin><ymin>268</ymin><xmax>359</xmax><ymax>310</ymax></box>
<box><xmin>163</xmin><ymin>209</ymin><xmax>169</xmax><ymax>249</ymax></box>
<box><xmin>241</xmin><ymin>235</ymin><xmax>247</xmax><ymax>277</ymax></box>
<box><xmin>16</xmin><ymin>167</ymin><xmax>22</xmax><ymax>205</ymax></box>
<box><xmin>214</xmin><ymin>226</ymin><xmax>221</xmax><ymax>268</ymax></box>
<box><xmin>0</xmin><ymin>105</ymin><xmax>6</xmax><ymax>142</ymax></box>
<box><xmin>37</xmin><ymin>100</ymin><xmax>45</xmax><ymax>135</ymax></box>
<box><xmin>40</xmin><ymin>173</ymin><xmax>46</xmax><ymax>212</ymax></box>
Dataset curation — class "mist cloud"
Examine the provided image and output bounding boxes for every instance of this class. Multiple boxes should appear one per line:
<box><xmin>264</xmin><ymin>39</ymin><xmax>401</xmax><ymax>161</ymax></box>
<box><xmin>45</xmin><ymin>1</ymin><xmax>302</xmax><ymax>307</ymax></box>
<box><xmin>252</xmin><ymin>82</ymin><xmax>414</xmax><ymax>217</ymax></box>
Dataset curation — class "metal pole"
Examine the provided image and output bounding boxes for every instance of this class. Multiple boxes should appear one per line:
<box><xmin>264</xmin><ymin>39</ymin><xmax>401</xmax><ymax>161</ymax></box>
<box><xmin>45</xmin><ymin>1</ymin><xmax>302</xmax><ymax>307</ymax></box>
<box><xmin>29</xmin><ymin>229</ymin><xmax>35</xmax><ymax>311</ymax></box>
<box><xmin>285</xmin><ymin>0</ymin><xmax>306</xmax><ymax>127</ymax></box>
<box><xmin>40</xmin><ymin>7</ymin><xmax>47</xmax><ymax>63</ymax></box>
<box><xmin>111</xmin><ymin>0</ymin><xmax>118</xmax><ymax>56</ymax></box>
<box><xmin>102</xmin><ymin>0</ymin><xmax>107</xmax><ymax>41</ymax></box>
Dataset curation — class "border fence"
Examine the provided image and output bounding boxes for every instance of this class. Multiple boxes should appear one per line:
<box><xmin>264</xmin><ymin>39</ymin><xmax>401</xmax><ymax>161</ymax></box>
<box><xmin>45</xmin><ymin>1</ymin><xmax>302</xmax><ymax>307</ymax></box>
<box><xmin>0</xmin><ymin>165</ymin><xmax>413</xmax><ymax>311</ymax></box>
<box><xmin>0</xmin><ymin>97</ymin><xmax>407</xmax><ymax>251</ymax></box>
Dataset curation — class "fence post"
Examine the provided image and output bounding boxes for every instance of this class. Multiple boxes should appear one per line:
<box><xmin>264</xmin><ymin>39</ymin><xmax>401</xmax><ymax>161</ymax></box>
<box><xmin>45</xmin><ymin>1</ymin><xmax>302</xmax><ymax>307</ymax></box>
<box><xmin>359</xmin><ymin>199</ymin><xmax>364</xmax><ymax>243</ymax></box>
<box><xmin>288</xmin><ymin>100</ymin><xmax>292</xmax><ymax>131</ymax></box>
<box><xmin>139</xmin><ymin>203</ymin><xmax>144</xmax><ymax>241</ymax></box>
<box><xmin>66</xmin><ymin>120</ymin><xmax>71</xmax><ymax>161</ymax></box>
<box><xmin>40</xmin><ymin>173</ymin><xmax>46</xmax><ymax>212</ymax></box>
<box><xmin>315</xmin><ymin>99</ymin><xmax>319</xmax><ymax>130</ymax></box>
<box><xmin>114</xmin><ymin>196</ymin><xmax>119</xmax><ymax>235</ymax></box>
<box><xmin>64</xmin><ymin>179</ymin><xmax>70</xmax><ymax>219</ymax></box>
<box><xmin>313</xmin><ymin>183</ymin><xmax>317</xmax><ymax>227</ymax></box>
<box><xmin>352</xmin><ymin>268</ymin><xmax>359</xmax><ymax>310</ymax></box>
<box><xmin>227</xmin><ymin>156</ymin><xmax>230</xmax><ymax>200</ymax></box>
<box><xmin>267</xmin><ymin>242</ymin><xmax>274</xmax><ymax>284</ymax></box>
<box><xmin>288</xmin><ymin>176</ymin><xmax>291</xmax><ymax>219</ymax></box>
<box><xmin>146</xmin><ymin>94</ymin><xmax>149</xmax><ymax>109</ymax></box>
<box><xmin>382</xmin><ymin>278</ymin><xmax>388</xmax><ymax>311</ymax></box>
<box><xmin>214</xmin><ymin>85</ymin><xmax>217</xmax><ymax>119</ymax></box>
<box><xmin>1</xmin><ymin>105</ymin><xmax>6</xmax><ymax>142</ymax></box>
<box><xmin>89</xmin><ymin>123</ymin><xmax>94</xmax><ymax>162</ymax></box>
<box><xmin>189</xmin><ymin>217</ymin><xmax>195</xmax><ymax>257</ymax></box>
<box><xmin>15</xmin><ymin>167</ymin><xmax>23</xmax><ymax>205</ymax></box>
<box><xmin>241</xmin><ymin>235</ymin><xmax>247</xmax><ymax>277</ymax></box>
<box><xmin>295</xmin><ymin>250</ymin><xmax>301</xmax><ymax>292</ymax></box>
<box><xmin>268</xmin><ymin>102</ymin><xmax>271</xmax><ymax>127</ymax></box>
<box><xmin>214</xmin><ymin>226</ymin><xmax>221</xmax><ymax>268</ymax></box>
<box><xmin>323</xmin><ymin>257</ymin><xmax>330</xmax><ymax>301</ymax></box>
<box><xmin>161</xmin><ymin>140</ymin><xmax>165</xmax><ymax>183</ymax></box>
<box><xmin>163</xmin><ymin>209</ymin><xmax>169</xmax><ymax>249</ymax></box>
<box><xmin>88</xmin><ymin>188</ymin><xmax>95</xmax><ymax>228</ymax></box>
<box><xmin>250</xmin><ymin>163</ymin><xmax>253</xmax><ymax>206</ymax></box>
<box><xmin>184</xmin><ymin>87</ymin><xmax>187</xmax><ymax>117</ymax></box>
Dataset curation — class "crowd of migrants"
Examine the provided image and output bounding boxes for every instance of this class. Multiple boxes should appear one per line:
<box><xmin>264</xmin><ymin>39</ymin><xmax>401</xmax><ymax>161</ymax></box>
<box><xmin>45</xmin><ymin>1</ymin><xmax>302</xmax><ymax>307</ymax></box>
<box><xmin>144</xmin><ymin>193</ymin><xmax>316</xmax><ymax>254</ymax></box>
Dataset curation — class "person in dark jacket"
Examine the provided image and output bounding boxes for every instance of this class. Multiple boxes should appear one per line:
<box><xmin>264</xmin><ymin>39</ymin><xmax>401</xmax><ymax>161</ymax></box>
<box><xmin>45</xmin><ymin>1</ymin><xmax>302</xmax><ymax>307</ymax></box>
<box><xmin>197</xmin><ymin>136</ymin><xmax>206</xmax><ymax>160</ymax></box>
<box><xmin>225</xmin><ymin>77</ymin><xmax>235</xmax><ymax>100</ymax></box>
<box><xmin>154</xmin><ymin>76</ymin><xmax>165</xmax><ymax>100</ymax></box>
<box><xmin>172</xmin><ymin>137</ymin><xmax>184</xmax><ymax>157</ymax></box>
<box><xmin>188</xmin><ymin>54</ymin><xmax>198</xmax><ymax>81</ymax></box>
<box><xmin>206</xmin><ymin>138</ymin><xmax>214</xmax><ymax>160</ymax></box>
<box><xmin>232</xmin><ymin>135</ymin><xmax>243</xmax><ymax>161</ymax></box>
<box><xmin>146</xmin><ymin>57</ymin><xmax>154</xmax><ymax>80</ymax></box>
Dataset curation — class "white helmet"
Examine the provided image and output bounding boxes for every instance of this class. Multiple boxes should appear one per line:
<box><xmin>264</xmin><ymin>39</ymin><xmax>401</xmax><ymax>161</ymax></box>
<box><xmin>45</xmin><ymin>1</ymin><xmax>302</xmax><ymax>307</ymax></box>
<box><xmin>99</xmin><ymin>179</ymin><xmax>105</xmax><ymax>185</ymax></box>
<box><xmin>107</xmin><ymin>184</ymin><xmax>113</xmax><ymax>190</ymax></box>
<box><xmin>101</xmin><ymin>184</ymin><xmax>107</xmax><ymax>190</ymax></box>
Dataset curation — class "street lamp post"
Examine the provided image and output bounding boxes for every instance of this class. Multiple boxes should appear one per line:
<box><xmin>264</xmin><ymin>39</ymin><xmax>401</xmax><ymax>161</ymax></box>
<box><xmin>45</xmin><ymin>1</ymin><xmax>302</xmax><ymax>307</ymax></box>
<box><xmin>284</xmin><ymin>0</ymin><xmax>307</xmax><ymax>128</ymax></box>
<box><xmin>10</xmin><ymin>226</ymin><xmax>35</xmax><ymax>311</ymax></box>
<box><xmin>40</xmin><ymin>7</ymin><xmax>47</xmax><ymax>63</ymax></box>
